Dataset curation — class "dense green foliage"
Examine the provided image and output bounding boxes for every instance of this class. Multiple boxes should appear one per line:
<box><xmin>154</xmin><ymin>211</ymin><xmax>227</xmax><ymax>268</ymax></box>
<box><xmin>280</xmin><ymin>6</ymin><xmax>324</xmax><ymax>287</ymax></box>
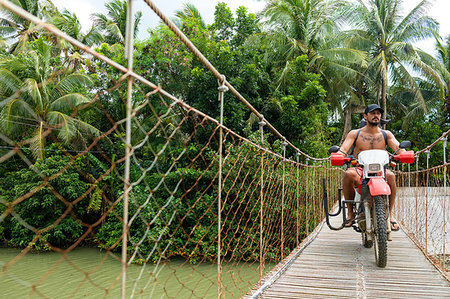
<box><xmin>0</xmin><ymin>0</ymin><xmax>449</xmax><ymax>263</ymax></box>
<box><xmin>1</xmin><ymin>149</ymin><xmax>89</xmax><ymax>250</ymax></box>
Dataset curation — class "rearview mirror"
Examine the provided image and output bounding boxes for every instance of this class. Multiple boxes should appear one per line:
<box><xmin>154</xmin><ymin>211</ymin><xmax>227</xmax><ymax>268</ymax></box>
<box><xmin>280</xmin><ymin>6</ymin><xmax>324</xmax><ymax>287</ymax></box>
<box><xmin>399</xmin><ymin>141</ymin><xmax>411</xmax><ymax>149</ymax></box>
<box><xmin>328</xmin><ymin>145</ymin><xmax>340</xmax><ymax>154</ymax></box>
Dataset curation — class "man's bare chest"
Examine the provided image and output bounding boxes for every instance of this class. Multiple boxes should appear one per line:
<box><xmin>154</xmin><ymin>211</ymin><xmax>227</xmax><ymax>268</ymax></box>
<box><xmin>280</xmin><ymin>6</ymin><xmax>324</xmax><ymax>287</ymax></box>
<box><xmin>354</xmin><ymin>132</ymin><xmax>386</xmax><ymax>153</ymax></box>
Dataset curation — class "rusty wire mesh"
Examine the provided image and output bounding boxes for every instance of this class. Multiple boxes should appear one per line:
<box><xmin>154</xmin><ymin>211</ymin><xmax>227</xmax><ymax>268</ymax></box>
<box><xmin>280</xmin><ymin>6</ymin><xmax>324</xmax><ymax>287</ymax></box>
<box><xmin>2</xmin><ymin>0</ymin><xmax>447</xmax><ymax>297</ymax></box>
<box><xmin>0</xmin><ymin>1</ymin><xmax>342</xmax><ymax>298</ymax></box>
<box><xmin>0</xmin><ymin>69</ymin><xmax>340</xmax><ymax>297</ymax></box>
<box><xmin>395</xmin><ymin>142</ymin><xmax>449</xmax><ymax>275</ymax></box>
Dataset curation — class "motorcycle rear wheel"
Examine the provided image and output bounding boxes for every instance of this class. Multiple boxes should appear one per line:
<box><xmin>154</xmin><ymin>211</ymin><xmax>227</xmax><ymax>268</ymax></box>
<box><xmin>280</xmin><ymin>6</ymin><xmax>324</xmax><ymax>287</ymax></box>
<box><xmin>372</xmin><ymin>195</ymin><xmax>388</xmax><ymax>268</ymax></box>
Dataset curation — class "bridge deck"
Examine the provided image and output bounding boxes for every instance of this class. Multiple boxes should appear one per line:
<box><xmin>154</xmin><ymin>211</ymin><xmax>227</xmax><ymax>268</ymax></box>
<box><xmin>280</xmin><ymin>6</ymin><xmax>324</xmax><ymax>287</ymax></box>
<box><xmin>255</xmin><ymin>215</ymin><xmax>449</xmax><ymax>298</ymax></box>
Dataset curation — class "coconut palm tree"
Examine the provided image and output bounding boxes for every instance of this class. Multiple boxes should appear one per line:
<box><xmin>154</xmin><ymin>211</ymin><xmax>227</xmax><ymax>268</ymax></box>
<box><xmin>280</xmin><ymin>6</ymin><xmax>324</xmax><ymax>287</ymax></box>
<box><xmin>0</xmin><ymin>0</ymin><xmax>56</xmax><ymax>53</ymax></box>
<box><xmin>259</xmin><ymin>0</ymin><xmax>367</xmax><ymax>139</ymax></box>
<box><xmin>49</xmin><ymin>9</ymin><xmax>104</xmax><ymax>69</ymax></box>
<box><xmin>342</xmin><ymin>0</ymin><xmax>441</xmax><ymax>120</ymax></box>
<box><xmin>175</xmin><ymin>3</ymin><xmax>206</xmax><ymax>29</ymax></box>
<box><xmin>262</xmin><ymin>0</ymin><xmax>344</xmax><ymax>61</ymax></box>
<box><xmin>435</xmin><ymin>35</ymin><xmax>450</xmax><ymax>114</ymax></box>
<box><xmin>91</xmin><ymin>0</ymin><xmax>142</xmax><ymax>45</ymax></box>
<box><xmin>0</xmin><ymin>38</ymin><xmax>99</xmax><ymax>159</ymax></box>
<box><xmin>51</xmin><ymin>9</ymin><xmax>103</xmax><ymax>49</ymax></box>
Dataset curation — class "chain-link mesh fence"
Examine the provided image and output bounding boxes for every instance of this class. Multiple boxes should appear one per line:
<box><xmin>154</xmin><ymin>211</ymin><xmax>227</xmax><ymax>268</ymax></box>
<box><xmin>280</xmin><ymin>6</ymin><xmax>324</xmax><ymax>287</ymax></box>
<box><xmin>1</xmin><ymin>0</ymin><xmax>447</xmax><ymax>297</ymax></box>
<box><xmin>0</xmin><ymin>1</ymin><xmax>342</xmax><ymax>297</ymax></box>
<box><xmin>395</xmin><ymin>134</ymin><xmax>449</xmax><ymax>276</ymax></box>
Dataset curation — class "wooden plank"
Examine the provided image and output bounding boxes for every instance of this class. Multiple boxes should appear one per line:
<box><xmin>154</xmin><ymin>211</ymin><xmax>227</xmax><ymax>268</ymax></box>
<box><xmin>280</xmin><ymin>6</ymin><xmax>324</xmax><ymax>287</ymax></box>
<box><xmin>257</xmin><ymin>210</ymin><xmax>450</xmax><ymax>298</ymax></box>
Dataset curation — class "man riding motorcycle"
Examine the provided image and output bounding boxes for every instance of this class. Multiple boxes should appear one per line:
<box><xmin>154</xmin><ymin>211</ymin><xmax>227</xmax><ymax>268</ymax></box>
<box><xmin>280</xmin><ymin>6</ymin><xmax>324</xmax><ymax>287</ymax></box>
<box><xmin>338</xmin><ymin>104</ymin><xmax>405</xmax><ymax>231</ymax></box>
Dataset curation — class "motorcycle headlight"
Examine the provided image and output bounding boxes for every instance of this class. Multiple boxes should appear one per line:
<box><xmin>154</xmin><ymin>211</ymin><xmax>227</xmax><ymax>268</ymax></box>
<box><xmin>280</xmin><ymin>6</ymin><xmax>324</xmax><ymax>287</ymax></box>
<box><xmin>368</xmin><ymin>163</ymin><xmax>381</xmax><ymax>172</ymax></box>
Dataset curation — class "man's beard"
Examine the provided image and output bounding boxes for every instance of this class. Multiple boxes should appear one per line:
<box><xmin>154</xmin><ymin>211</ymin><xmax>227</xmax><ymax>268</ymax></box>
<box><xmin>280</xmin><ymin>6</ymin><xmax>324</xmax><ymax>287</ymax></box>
<box><xmin>367</xmin><ymin>119</ymin><xmax>379</xmax><ymax>127</ymax></box>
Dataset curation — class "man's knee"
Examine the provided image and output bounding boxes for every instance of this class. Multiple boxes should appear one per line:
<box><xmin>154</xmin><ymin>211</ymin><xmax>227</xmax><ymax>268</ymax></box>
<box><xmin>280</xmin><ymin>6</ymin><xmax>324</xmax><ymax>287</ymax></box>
<box><xmin>386</xmin><ymin>170</ymin><xmax>397</xmax><ymax>195</ymax></box>
<box><xmin>343</xmin><ymin>168</ymin><xmax>359</xmax><ymax>185</ymax></box>
<box><xmin>386</xmin><ymin>170</ymin><xmax>396</xmax><ymax>183</ymax></box>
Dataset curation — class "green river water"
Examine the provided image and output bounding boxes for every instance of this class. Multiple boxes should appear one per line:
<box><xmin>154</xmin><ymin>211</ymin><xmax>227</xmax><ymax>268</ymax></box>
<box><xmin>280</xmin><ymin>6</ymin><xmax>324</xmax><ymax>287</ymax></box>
<box><xmin>1</xmin><ymin>248</ymin><xmax>265</xmax><ymax>298</ymax></box>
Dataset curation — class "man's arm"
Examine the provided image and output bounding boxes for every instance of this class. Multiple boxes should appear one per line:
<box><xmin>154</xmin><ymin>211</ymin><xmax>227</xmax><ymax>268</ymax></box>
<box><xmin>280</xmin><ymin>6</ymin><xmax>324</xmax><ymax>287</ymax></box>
<box><xmin>339</xmin><ymin>130</ymin><xmax>358</xmax><ymax>156</ymax></box>
<box><xmin>386</xmin><ymin>130</ymin><xmax>405</xmax><ymax>153</ymax></box>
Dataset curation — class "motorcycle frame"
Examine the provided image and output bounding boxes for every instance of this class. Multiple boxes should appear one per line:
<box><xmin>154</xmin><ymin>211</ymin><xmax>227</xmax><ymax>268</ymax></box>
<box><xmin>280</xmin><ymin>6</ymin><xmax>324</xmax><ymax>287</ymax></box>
<box><xmin>323</xmin><ymin>176</ymin><xmax>391</xmax><ymax>235</ymax></box>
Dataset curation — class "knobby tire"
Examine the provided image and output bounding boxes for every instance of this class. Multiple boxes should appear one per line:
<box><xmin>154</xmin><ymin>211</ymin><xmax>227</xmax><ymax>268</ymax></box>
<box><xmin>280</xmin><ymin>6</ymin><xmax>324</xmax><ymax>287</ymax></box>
<box><xmin>372</xmin><ymin>195</ymin><xmax>387</xmax><ymax>267</ymax></box>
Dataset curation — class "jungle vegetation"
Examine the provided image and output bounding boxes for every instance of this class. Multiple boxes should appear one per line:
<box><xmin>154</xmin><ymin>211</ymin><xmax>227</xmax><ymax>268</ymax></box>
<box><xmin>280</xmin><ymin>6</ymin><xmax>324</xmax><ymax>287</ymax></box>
<box><xmin>0</xmin><ymin>0</ymin><xmax>448</xmax><ymax>261</ymax></box>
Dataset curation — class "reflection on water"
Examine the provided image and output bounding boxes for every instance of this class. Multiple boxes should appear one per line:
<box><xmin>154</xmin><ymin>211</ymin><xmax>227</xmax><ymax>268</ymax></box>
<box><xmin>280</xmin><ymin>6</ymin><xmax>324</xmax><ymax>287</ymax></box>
<box><xmin>0</xmin><ymin>248</ymin><xmax>266</xmax><ymax>298</ymax></box>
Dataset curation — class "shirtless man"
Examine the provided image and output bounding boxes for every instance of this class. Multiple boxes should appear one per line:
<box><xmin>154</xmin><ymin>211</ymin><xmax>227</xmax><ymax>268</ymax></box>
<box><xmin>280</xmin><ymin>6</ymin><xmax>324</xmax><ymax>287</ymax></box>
<box><xmin>339</xmin><ymin>104</ymin><xmax>404</xmax><ymax>231</ymax></box>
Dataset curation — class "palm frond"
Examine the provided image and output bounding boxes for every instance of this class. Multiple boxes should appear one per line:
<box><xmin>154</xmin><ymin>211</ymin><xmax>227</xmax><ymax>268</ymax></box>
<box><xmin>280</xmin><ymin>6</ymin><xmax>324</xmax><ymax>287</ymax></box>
<box><xmin>175</xmin><ymin>3</ymin><xmax>206</xmax><ymax>28</ymax></box>
<box><xmin>30</xmin><ymin>121</ymin><xmax>45</xmax><ymax>159</ymax></box>
<box><xmin>70</xmin><ymin>117</ymin><xmax>101</xmax><ymax>137</ymax></box>
<box><xmin>393</xmin><ymin>61</ymin><xmax>427</xmax><ymax>113</ymax></box>
<box><xmin>0</xmin><ymin>68</ymin><xmax>22</xmax><ymax>99</ymax></box>
<box><xmin>47</xmin><ymin>111</ymin><xmax>100</xmax><ymax>145</ymax></box>
<box><xmin>23</xmin><ymin>78</ymin><xmax>43</xmax><ymax>109</ymax></box>
<box><xmin>394</xmin><ymin>1</ymin><xmax>432</xmax><ymax>35</ymax></box>
<box><xmin>83</xmin><ymin>25</ymin><xmax>104</xmax><ymax>46</ymax></box>
<box><xmin>49</xmin><ymin>93</ymin><xmax>91</xmax><ymax>115</ymax></box>
<box><xmin>0</xmin><ymin>98</ymin><xmax>37</xmax><ymax>134</ymax></box>
<box><xmin>47</xmin><ymin>111</ymin><xmax>74</xmax><ymax>144</ymax></box>
<box><xmin>52</xmin><ymin>73</ymin><xmax>93</xmax><ymax>99</ymax></box>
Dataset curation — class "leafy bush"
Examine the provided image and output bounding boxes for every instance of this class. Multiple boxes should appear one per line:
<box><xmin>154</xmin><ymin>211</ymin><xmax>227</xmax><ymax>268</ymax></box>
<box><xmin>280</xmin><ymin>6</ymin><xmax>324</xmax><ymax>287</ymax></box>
<box><xmin>0</xmin><ymin>149</ymin><xmax>92</xmax><ymax>251</ymax></box>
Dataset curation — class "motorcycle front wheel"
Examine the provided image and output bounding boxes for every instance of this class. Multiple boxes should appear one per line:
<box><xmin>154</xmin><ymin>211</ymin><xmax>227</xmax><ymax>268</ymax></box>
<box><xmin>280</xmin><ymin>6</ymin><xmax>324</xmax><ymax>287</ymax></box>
<box><xmin>372</xmin><ymin>195</ymin><xmax>388</xmax><ymax>267</ymax></box>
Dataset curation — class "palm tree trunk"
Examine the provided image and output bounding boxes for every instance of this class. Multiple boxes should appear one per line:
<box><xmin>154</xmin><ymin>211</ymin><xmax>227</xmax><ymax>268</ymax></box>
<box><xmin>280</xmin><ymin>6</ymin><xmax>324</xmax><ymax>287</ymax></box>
<box><xmin>445</xmin><ymin>95</ymin><xmax>450</xmax><ymax>114</ymax></box>
<box><xmin>340</xmin><ymin>105</ymin><xmax>366</xmax><ymax>145</ymax></box>
<box><xmin>381</xmin><ymin>77</ymin><xmax>387</xmax><ymax>129</ymax></box>
<box><xmin>376</xmin><ymin>86</ymin><xmax>380</xmax><ymax>106</ymax></box>
<box><xmin>340</xmin><ymin>107</ymin><xmax>353</xmax><ymax>145</ymax></box>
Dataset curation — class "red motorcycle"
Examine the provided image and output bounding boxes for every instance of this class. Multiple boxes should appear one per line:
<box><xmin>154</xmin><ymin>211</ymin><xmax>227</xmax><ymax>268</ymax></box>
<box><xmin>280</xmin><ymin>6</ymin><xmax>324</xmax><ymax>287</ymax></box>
<box><xmin>323</xmin><ymin>141</ymin><xmax>414</xmax><ymax>267</ymax></box>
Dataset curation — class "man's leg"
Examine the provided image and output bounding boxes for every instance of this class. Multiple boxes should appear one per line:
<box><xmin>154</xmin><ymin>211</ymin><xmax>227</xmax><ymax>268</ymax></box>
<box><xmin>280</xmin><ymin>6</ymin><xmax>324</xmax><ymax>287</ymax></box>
<box><xmin>386</xmin><ymin>170</ymin><xmax>399</xmax><ymax>230</ymax></box>
<box><xmin>342</xmin><ymin>168</ymin><xmax>359</xmax><ymax>224</ymax></box>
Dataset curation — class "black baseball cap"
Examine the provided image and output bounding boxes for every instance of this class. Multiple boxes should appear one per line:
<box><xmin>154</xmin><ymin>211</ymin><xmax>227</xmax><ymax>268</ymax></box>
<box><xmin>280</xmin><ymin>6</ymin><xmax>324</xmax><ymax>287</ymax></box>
<box><xmin>364</xmin><ymin>104</ymin><xmax>384</xmax><ymax>114</ymax></box>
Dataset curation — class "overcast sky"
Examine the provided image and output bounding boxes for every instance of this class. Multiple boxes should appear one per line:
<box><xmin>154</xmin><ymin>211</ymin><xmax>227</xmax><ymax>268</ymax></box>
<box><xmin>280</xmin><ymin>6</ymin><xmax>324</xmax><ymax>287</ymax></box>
<box><xmin>51</xmin><ymin>0</ymin><xmax>266</xmax><ymax>36</ymax></box>
<box><xmin>52</xmin><ymin>0</ymin><xmax>450</xmax><ymax>58</ymax></box>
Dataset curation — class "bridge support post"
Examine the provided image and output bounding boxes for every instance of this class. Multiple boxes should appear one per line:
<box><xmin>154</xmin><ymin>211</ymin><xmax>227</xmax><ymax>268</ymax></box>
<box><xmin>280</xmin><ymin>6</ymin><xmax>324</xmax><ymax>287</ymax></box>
<box><xmin>258</xmin><ymin>117</ymin><xmax>266</xmax><ymax>279</ymax></box>
<box><xmin>408</xmin><ymin>162</ymin><xmax>411</xmax><ymax>188</ymax></box>
<box><xmin>312</xmin><ymin>160</ymin><xmax>317</xmax><ymax>225</ymax></box>
<box><xmin>425</xmin><ymin>149</ymin><xmax>430</xmax><ymax>253</ymax></box>
<box><xmin>442</xmin><ymin>137</ymin><xmax>447</xmax><ymax>266</ymax></box>
<box><xmin>443</xmin><ymin>137</ymin><xmax>447</xmax><ymax>188</ymax></box>
<box><xmin>281</xmin><ymin>141</ymin><xmax>287</xmax><ymax>259</ymax></box>
<box><xmin>217</xmin><ymin>75</ymin><xmax>228</xmax><ymax>299</ymax></box>
<box><xmin>306</xmin><ymin>158</ymin><xmax>310</xmax><ymax>235</ymax></box>
<box><xmin>296</xmin><ymin>152</ymin><xmax>301</xmax><ymax>246</ymax></box>
<box><xmin>415</xmin><ymin>154</ymin><xmax>419</xmax><ymax>235</ymax></box>
<box><xmin>320</xmin><ymin>160</ymin><xmax>324</xmax><ymax>218</ymax></box>
<box><xmin>122</xmin><ymin>1</ymin><xmax>135</xmax><ymax>298</ymax></box>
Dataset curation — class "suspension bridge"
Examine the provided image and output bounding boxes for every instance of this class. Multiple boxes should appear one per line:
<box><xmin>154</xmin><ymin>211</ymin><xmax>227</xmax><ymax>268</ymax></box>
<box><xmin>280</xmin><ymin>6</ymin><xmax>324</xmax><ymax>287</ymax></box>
<box><xmin>248</xmin><ymin>187</ymin><xmax>450</xmax><ymax>298</ymax></box>
<box><xmin>0</xmin><ymin>0</ymin><xmax>448</xmax><ymax>298</ymax></box>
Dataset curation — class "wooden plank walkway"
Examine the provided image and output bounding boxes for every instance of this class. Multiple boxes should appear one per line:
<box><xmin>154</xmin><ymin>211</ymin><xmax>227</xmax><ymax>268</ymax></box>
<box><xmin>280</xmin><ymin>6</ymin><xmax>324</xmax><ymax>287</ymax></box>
<box><xmin>254</xmin><ymin>214</ymin><xmax>450</xmax><ymax>298</ymax></box>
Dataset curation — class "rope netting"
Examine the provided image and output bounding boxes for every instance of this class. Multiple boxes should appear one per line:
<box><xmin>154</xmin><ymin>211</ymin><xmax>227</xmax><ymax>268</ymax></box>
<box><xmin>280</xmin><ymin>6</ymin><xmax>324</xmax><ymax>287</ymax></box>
<box><xmin>394</xmin><ymin>131</ymin><xmax>449</xmax><ymax>277</ymax></box>
<box><xmin>0</xmin><ymin>1</ymin><xmax>341</xmax><ymax>298</ymax></box>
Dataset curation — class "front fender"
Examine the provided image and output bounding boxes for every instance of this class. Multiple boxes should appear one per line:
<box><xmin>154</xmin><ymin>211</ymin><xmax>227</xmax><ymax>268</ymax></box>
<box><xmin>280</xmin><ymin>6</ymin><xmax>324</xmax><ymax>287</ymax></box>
<box><xmin>367</xmin><ymin>177</ymin><xmax>391</xmax><ymax>196</ymax></box>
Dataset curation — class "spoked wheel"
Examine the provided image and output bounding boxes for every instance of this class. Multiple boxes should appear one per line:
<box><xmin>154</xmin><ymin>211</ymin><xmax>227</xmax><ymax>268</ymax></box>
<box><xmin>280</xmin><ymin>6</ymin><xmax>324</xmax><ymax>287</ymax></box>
<box><xmin>362</xmin><ymin>232</ymin><xmax>373</xmax><ymax>248</ymax></box>
<box><xmin>372</xmin><ymin>196</ymin><xmax>388</xmax><ymax>267</ymax></box>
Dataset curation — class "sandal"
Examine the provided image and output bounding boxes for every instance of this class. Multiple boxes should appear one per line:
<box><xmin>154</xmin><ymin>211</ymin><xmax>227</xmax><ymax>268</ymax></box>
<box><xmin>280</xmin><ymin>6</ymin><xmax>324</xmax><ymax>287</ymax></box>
<box><xmin>345</xmin><ymin>218</ymin><xmax>355</xmax><ymax>227</ymax></box>
<box><xmin>390</xmin><ymin>221</ymin><xmax>400</xmax><ymax>231</ymax></box>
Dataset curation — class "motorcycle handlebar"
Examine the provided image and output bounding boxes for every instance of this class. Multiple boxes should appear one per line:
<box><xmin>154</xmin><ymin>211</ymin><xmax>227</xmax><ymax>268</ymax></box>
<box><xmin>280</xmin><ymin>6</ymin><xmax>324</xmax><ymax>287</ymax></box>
<box><xmin>330</xmin><ymin>153</ymin><xmax>352</xmax><ymax>166</ymax></box>
<box><xmin>393</xmin><ymin>150</ymin><xmax>415</xmax><ymax>164</ymax></box>
<box><xmin>330</xmin><ymin>150</ymin><xmax>415</xmax><ymax>166</ymax></box>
